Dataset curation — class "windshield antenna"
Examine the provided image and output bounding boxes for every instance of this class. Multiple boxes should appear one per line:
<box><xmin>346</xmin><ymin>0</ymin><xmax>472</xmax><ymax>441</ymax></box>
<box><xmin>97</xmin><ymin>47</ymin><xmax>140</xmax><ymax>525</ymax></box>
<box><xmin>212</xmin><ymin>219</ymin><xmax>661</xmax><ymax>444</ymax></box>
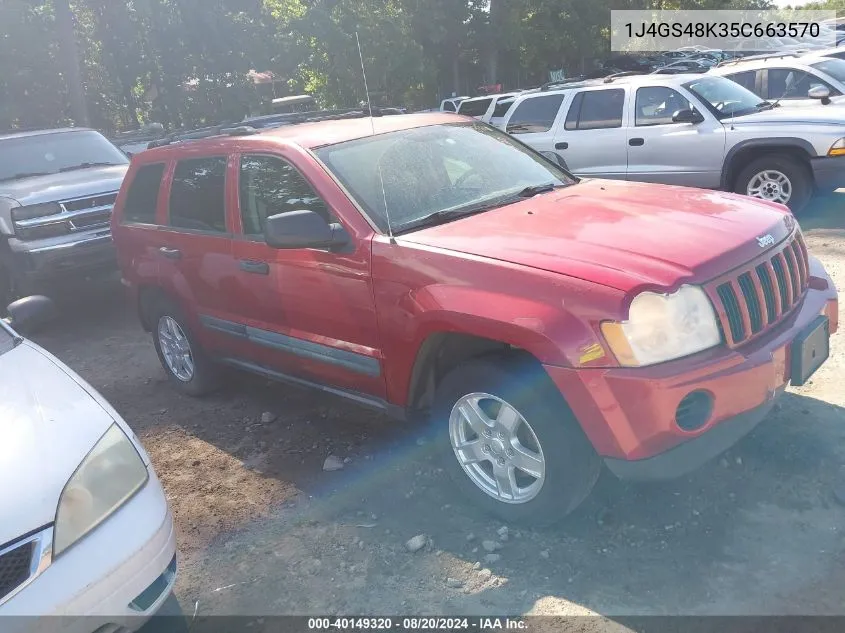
<box><xmin>356</xmin><ymin>31</ymin><xmax>394</xmax><ymax>243</ymax></box>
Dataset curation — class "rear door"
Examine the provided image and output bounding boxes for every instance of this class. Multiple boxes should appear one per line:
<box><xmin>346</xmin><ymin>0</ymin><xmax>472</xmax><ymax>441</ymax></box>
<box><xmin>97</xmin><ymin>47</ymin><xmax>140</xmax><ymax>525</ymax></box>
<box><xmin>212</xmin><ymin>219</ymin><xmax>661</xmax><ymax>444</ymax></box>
<box><xmin>552</xmin><ymin>87</ymin><xmax>628</xmax><ymax>179</ymax></box>
<box><xmin>626</xmin><ymin>85</ymin><xmax>726</xmax><ymax>188</ymax></box>
<box><xmin>504</xmin><ymin>92</ymin><xmax>568</xmax><ymax>157</ymax></box>
<box><xmin>155</xmin><ymin>155</ymin><xmax>242</xmax><ymax>355</ymax></box>
<box><xmin>226</xmin><ymin>151</ymin><xmax>385</xmax><ymax>398</ymax></box>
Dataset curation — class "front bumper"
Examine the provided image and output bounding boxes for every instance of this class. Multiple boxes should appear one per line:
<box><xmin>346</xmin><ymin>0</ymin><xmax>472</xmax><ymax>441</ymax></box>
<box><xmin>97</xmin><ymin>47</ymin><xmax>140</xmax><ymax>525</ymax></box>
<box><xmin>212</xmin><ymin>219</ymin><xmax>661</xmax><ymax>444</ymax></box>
<box><xmin>810</xmin><ymin>155</ymin><xmax>845</xmax><ymax>191</ymax></box>
<box><xmin>2</xmin><ymin>232</ymin><xmax>117</xmax><ymax>288</ymax></box>
<box><xmin>0</xmin><ymin>470</ymin><xmax>177</xmax><ymax>633</ymax></box>
<box><xmin>545</xmin><ymin>261</ymin><xmax>838</xmax><ymax>481</ymax></box>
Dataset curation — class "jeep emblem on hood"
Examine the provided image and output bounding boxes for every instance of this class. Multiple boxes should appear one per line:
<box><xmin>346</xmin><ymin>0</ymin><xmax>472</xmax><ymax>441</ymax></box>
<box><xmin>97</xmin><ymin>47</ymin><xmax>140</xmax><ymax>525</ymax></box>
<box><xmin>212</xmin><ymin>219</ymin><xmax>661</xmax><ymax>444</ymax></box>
<box><xmin>757</xmin><ymin>234</ymin><xmax>775</xmax><ymax>248</ymax></box>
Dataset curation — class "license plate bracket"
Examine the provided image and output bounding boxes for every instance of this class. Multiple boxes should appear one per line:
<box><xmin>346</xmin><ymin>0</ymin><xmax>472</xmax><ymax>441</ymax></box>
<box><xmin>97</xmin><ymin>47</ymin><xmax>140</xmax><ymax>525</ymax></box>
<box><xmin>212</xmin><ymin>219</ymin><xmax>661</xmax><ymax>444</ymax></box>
<box><xmin>791</xmin><ymin>315</ymin><xmax>830</xmax><ymax>387</ymax></box>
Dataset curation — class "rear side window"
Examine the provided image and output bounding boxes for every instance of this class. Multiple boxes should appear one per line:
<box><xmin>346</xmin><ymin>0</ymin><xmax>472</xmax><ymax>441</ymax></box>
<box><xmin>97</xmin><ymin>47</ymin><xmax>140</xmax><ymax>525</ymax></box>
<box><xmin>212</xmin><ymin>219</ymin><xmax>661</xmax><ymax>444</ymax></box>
<box><xmin>443</xmin><ymin>101</ymin><xmax>457</xmax><ymax>112</ymax></box>
<box><xmin>565</xmin><ymin>89</ymin><xmax>625</xmax><ymax>130</ymax></box>
<box><xmin>492</xmin><ymin>97</ymin><xmax>515</xmax><ymax>118</ymax></box>
<box><xmin>506</xmin><ymin>94</ymin><xmax>565</xmax><ymax>134</ymax></box>
<box><xmin>239</xmin><ymin>155</ymin><xmax>332</xmax><ymax>235</ymax></box>
<box><xmin>168</xmin><ymin>157</ymin><xmax>228</xmax><ymax>233</ymax></box>
<box><xmin>726</xmin><ymin>70</ymin><xmax>757</xmax><ymax>92</ymax></box>
<box><xmin>458</xmin><ymin>98</ymin><xmax>493</xmax><ymax>117</ymax></box>
<box><xmin>123</xmin><ymin>163</ymin><xmax>165</xmax><ymax>224</ymax></box>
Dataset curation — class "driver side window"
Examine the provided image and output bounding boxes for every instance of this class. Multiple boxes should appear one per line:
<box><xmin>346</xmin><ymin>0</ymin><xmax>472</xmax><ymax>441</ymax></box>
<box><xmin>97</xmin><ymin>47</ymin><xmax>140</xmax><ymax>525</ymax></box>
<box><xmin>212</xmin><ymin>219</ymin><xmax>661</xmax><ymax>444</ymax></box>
<box><xmin>635</xmin><ymin>87</ymin><xmax>694</xmax><ymax>126</ymax></box>
<box><xmin>766</xmin><ymin>68</ymin><xmax>839</xmax><ymax>100</ymax></box>
<box><xmin>238</xmin><ymin>155</ymin><xmax>333</xmax><ymax>236</ymax></box>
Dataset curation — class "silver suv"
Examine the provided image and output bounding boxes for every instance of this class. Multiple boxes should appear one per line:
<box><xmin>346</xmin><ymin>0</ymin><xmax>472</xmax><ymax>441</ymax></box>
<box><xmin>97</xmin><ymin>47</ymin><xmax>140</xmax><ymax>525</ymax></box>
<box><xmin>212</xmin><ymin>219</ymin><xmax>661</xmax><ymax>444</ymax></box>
<box><xmin>709</xmin><ymin>52</ymin><xmax>845</xmax><ymax>108</ymax></box>
<box><xmin>0</xmin><ymin>128</ymin><xmax>129</xmax><ymax>303</ymax></box>
<box><xmin>500</xmin><ymin>72</ymin><xmax>845</xmax><ymax>211</ymax></box>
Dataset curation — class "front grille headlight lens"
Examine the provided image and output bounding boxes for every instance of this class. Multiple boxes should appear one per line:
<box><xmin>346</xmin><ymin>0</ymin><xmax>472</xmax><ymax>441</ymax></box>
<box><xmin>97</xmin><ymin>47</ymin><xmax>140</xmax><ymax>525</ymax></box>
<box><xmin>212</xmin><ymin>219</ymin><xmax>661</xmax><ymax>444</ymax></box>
<box><xmin>53</xmin><ymin>424</ymin><xmax>148</xmax><ymax>557</ymax></box>
<box><xmin>601</xmin><ymin>285</ymin><xmax>721</xmax><ymax>367</ymax></box>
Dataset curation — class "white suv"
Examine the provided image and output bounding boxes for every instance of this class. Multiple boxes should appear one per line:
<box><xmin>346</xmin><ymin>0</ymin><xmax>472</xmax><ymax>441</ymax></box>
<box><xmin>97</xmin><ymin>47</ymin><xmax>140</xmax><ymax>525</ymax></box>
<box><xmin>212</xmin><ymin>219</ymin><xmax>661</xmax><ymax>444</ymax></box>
<box><xmin>500</xmin><ymin>72</ymin><xmax>845</xmax><ymax>211</ymax></box>
<box><xmin>709</xmin><ymin>53</ymin><xmax>845</xmax><ymax>107</ymax></box>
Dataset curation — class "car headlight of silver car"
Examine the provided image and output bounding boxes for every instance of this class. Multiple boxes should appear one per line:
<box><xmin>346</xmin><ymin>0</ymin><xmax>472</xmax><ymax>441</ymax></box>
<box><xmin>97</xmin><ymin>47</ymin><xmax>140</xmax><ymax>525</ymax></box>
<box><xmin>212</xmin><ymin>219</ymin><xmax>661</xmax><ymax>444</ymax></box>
<box><xmin>601</xmin><ymin>285</ymin><xmax>721</xmax><ymax>367</ymax></box>
<box><xmin>53</xmin><ymin>424</ymin><xmax>148</xmax><ymax>557</ymax></box>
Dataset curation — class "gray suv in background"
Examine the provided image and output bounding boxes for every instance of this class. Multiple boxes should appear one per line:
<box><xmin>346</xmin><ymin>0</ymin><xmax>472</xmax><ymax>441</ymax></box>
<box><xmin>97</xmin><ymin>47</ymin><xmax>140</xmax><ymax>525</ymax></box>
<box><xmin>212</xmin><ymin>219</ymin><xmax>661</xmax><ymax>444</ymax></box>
<box><xmin>500</xmin><ymin>73</ymin><xmax>845</xmax><ymax>211</ymax></box>
<box><xmin>0</xmin><ymin>128</ymin><xmax>129</xmax><ymax>303</ymax></box>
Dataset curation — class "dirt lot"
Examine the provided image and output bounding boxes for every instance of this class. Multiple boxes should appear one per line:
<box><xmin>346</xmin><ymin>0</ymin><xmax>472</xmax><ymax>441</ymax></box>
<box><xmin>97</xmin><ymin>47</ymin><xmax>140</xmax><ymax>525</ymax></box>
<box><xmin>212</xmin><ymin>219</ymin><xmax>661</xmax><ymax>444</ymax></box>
<box><xmin>31</xmin><ymin>195</ymin><xmax>845</xmax><ymax>622</ymax></box>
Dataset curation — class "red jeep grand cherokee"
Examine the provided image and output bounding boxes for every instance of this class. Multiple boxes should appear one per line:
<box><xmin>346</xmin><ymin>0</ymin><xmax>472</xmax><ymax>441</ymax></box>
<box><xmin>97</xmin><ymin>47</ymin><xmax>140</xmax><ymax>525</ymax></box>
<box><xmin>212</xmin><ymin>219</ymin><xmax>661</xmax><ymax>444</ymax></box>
<box><xmin>112</xmin><ymin>113</ymin><xmax>839</xmax><ymax>524</ymax></box>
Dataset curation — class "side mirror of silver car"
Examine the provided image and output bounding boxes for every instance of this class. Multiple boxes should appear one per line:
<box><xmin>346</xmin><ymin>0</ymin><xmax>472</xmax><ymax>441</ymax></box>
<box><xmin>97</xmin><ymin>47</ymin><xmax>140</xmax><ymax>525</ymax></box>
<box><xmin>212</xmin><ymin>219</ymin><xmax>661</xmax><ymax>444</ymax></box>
<box><xmin>809</xmin><ymin>85</ymin><xmax>831</xmax><ymax>104</ymax></box>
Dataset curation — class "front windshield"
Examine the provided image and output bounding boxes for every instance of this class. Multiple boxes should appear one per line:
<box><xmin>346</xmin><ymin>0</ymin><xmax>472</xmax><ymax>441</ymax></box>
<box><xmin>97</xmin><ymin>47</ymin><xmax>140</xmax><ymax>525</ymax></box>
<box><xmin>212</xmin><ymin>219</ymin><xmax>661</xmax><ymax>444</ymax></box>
<box><xmin>810</xmin><ymin>58</ymin><xmax>845</xmax><ymax>83</ymax></box>
<box><xmin>315</xmin><ymin>122</ymin><xmax>575</xmax><ymax>234</ymax></box>
<box><xmin>0</xmin><ymin>130</ymin><xmax>128</xmax><ymax>183</ymax></box>
<box><xmin>684</xmin><ymin>75</ymin><xmax>767</xmax><ymax>118</ymax></box>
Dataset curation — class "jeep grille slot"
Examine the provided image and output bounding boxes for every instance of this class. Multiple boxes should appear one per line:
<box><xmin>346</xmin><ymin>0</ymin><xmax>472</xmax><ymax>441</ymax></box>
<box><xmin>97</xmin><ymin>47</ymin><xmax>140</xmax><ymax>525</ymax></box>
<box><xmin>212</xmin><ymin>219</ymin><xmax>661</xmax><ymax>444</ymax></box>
<box><xmin>707</xmin><ymin>232</ymin><xmax>809</xmax><ymax>348</ymax></box>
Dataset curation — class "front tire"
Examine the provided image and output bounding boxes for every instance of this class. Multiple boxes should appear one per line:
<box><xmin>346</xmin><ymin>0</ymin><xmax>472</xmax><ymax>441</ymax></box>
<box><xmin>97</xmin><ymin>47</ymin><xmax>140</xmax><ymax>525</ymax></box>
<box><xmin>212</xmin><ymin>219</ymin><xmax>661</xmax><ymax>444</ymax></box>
<box><xmin>150</xmin><ymin>298</ymin><xmax>219</xmax><ymax>396</ymax></box>
<box><xmin>432</xmin><ymin>356</ymin><xmax>601</xmax><ymax>526</ymax></box>
<box><xmin>733</xmin><ymin>154</ymin><xmax>811</xmax><ymax>213</ymax></box>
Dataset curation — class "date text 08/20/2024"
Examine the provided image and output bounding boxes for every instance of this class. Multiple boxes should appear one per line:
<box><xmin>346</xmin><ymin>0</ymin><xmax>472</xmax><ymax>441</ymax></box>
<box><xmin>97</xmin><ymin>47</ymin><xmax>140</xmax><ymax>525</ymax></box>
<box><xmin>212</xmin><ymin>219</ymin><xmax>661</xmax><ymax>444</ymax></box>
<box><xmin>307</xmin><ymin>617</ymin><xmax>528</xmax><ymax>630</ymax></box>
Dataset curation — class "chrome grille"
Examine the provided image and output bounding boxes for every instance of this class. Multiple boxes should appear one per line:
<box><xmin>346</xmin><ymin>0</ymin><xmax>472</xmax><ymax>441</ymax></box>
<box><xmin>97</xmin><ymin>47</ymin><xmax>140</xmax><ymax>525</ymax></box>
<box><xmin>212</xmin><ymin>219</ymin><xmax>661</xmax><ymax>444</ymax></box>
<box><xmin>0</xmin><ymin>528</ymin><xmax>53</xmax><ymax>607</ymax></box>
<box><xmin>15</xmin><ymin>192</ymin><xmax>117</xmax><ymax>240</ymax></box>
<box><xmin>707</xmin><ymin>232</ymin><xmax>810</xmax><ymax>348</ymax></box>
<box><xmin>0</xmin><ymin>541</ymin><xmax>33</xmax><ymax>602</ymax></box>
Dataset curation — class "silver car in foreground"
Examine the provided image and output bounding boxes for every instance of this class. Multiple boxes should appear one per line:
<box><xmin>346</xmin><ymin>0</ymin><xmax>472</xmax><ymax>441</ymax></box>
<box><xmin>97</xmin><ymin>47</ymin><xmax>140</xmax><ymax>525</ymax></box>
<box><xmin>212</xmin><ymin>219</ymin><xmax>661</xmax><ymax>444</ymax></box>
<box><xmin>499</xmin><ymin>73</ymin><xmax>845</xmax><ymax>211</ymax></box>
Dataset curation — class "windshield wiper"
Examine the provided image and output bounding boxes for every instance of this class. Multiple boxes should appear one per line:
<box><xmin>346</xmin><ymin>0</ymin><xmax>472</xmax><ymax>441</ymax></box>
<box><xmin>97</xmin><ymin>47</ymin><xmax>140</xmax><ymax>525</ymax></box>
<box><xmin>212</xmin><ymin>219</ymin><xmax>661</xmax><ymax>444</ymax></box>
<box><xmin>58</xmin><ymin>161</ymin><xmax>119</xmax><ymax>173</ymax></box>
<box><xmin>0</xmin><ymin>171</ymin><xmax>53</xmax><ymax>182</ymax></box>
<box><xmin>394</xmin><ymin>184</ymin><xmax>563</xmax><ymax>235</ymax></box>
<box><xmin>755</xmin><ymin>100</ymin><xmax>778</xmax><ymax>111</ymax></box>
<box><xmin>517</xmin><ymin>183</ymin><xmax>556</xmax><ymax>198</ymax></box>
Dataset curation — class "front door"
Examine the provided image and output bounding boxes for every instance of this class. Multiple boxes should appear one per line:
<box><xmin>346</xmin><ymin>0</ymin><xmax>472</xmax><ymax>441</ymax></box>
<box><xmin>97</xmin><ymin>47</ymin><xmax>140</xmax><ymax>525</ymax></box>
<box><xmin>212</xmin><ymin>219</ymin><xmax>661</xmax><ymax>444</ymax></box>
<box><xmin>626</xmin><ymin>85</ymin><xmax>726</xmax><ymax>188</ymax></box>
<box><xmin>227</xmin><ymin>152</ymin><xmax>385</xmax><ymax>399</ymax></box>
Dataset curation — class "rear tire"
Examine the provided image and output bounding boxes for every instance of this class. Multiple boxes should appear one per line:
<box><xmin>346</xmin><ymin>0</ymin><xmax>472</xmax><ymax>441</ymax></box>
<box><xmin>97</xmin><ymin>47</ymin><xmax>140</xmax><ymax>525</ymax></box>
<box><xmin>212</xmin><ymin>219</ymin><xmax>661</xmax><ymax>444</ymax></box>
<box><xmin>733</xmin><ymin>154</ymin><xmax>811</xmax><ymax>213</ymax></box>
<box><xmin>432</xmin><ymin>356</ymin><xmax>601</xmax><ymax>526</ymax></box>
<box><xmin>150</xmin><ymin>298</ymin><xmax>219</xmax><ymax>396</ymax></box>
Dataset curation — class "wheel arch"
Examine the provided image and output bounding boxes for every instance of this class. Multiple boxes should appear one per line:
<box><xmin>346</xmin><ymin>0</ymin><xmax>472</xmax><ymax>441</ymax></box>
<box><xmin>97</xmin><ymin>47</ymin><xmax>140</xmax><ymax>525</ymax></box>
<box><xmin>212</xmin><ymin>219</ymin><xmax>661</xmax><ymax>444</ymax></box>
<box><xmin>721</xmin><ymin>138</ymin><xmax>815</xmax><ymax>191</ymax></box>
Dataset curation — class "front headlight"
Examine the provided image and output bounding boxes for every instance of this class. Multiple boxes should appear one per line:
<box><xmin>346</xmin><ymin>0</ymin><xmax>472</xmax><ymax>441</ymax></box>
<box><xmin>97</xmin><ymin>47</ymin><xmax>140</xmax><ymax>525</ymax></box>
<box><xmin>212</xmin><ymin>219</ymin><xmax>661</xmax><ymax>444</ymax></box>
<box><xmin>601</xmin><ymin>285</ymin><xmax>721</xmax><ymax>367</ymax></box>
<box><xmin>828</xmin><ymin>138</ymin><xmax>845</xmax><ymax>157</ymax></box>
<box><xmin>54</xmin><ymin>424</ymin><xmax>148</xmax><ymax>557</ymax></box>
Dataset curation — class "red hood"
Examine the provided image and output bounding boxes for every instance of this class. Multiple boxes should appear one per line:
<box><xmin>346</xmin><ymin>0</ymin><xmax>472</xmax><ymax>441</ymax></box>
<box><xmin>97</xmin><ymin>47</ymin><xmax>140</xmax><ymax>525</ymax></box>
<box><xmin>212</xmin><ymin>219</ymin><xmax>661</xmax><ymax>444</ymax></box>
<box><xmin>399</xmin><ymin>179</ymin><xmax>795</xmax><ymax>293</ymax></box>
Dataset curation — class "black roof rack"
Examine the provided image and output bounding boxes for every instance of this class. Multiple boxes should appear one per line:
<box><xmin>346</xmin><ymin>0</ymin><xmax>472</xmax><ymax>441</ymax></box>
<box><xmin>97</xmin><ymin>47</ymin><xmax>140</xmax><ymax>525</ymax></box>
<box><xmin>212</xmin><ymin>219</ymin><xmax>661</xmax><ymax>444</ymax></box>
<box><xmin>540</xmin><ymin>76</ymin><xmax>588</xmax><ymax>91</ymax></box>
<box><xmin>146</xmin><ymin>107</ymin><xmax>406</xmax><ymax>149</ymax></box>
<box><xmin>602</xmin><ymin>71</ymin><xmax>646</xmax><ymax>82</ymax></box>
<box><xmin>716</xmin><ymin>52</ymin><xmax>797</xmax><ymax>67</ymax></box>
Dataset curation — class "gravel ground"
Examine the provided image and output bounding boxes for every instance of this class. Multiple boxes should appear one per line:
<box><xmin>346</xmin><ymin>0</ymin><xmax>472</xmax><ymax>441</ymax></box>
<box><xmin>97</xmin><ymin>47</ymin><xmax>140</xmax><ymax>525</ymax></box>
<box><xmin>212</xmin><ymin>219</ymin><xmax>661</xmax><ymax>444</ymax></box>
<box><xmin>30</xmin><ymin>194</ymin><xmax>845</xmax><ymax>622</ymax></box>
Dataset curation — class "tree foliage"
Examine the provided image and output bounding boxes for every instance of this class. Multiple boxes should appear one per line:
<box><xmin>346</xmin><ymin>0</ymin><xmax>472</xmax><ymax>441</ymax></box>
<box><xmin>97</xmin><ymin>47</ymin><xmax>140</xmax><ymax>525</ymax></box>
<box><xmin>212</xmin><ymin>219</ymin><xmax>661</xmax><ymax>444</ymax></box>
<box><xmin>0</xmin><ymin>0</ymin><xmax>774</xmax><ymax>132</ymax></box>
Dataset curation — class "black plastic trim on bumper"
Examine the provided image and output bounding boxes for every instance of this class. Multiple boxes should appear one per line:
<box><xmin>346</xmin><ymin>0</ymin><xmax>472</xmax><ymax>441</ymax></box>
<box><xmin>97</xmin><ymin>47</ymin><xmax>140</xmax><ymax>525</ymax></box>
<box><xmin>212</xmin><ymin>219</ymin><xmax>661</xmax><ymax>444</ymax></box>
<box><xmin>811</xmin><ymin>155</ymin><xmax>845</xmax><ymax>191</ymax></box>
<box><xmin>603</xmin><ymin>392</ymin><xmax>783</xmax><ymax>482</ymax></box>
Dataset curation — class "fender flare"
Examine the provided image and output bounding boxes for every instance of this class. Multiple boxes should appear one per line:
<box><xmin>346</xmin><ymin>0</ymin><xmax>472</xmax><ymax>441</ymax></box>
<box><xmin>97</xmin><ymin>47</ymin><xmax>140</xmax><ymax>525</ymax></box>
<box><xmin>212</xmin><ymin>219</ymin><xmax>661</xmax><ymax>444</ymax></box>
<box><xmin>720</xmin><ymin>137</ymin><xmax>816</xmax><ymax>190</ymax></box>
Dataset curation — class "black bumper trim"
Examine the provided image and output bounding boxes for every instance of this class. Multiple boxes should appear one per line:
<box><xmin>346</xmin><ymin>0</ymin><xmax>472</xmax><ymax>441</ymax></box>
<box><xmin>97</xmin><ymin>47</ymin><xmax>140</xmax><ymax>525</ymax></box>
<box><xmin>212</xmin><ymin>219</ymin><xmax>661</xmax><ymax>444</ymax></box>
<box><xmin>811</xmin><ymin>155</ymin><xmax>845</xmax><ymax>191</ymax></box>
<box><xmin>603</xmin><ymin>392</ymin><xmax>783</xmax><ymax>482</ymax></box>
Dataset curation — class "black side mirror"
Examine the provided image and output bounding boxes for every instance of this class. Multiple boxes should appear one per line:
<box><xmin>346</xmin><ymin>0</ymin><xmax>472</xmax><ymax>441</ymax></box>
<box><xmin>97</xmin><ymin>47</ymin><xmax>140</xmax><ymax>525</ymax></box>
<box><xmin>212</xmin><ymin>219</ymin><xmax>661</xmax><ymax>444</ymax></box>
<box><xmin>5</xmin><ymin>295</ymin><xmax>55</xmax><ymax>335</ymax></box>
<box><xmin>672</xmin><ymin>108</ymin><xmax>704</xmax><ymax>124</ymax></box>
<box><xmin>264</xmin><ymin>210</ymin><xmax>350</xmax><ymax>250</ymax></box>
<box><xmin>540</xmin><ymin>151</ymin><xmax>568</xmax><ymax>170</ymax></box>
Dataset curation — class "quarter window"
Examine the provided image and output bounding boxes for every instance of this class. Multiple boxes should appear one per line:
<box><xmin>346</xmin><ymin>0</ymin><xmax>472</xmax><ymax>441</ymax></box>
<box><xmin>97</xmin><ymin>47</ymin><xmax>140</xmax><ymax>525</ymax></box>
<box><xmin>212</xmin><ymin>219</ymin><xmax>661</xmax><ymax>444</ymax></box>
<box><xmin>635</xmin><ymin>87</ymin><xmax>694</xmax><ymax>126</ymax></box>
<box><xmin>239</xmin><ymin>155</ymin><xmax>332</xmax><ymax>236</ymax></box>
<box><xmin>123</xmin><ymin>163</ymin><xmax>165</xmax><ymax>224</ymax></box>
<box><xmin>565</xmin><ymin>89</ymin><xmax>625</xmax><ymax>130</ymax></box>
<box><xmin>458</xmin><ymin>98</ymin><xmax>493</xmax><ymax>117</ymax></box>
<box><xmin>168</xmin><ymin>157</ymin><xmax>228</xmax><ymax>233</ymax></box>
<box><xmin>506</xmin><ymin>94</ymin><xmax>565</xmax><ymax>134</ymax></box>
